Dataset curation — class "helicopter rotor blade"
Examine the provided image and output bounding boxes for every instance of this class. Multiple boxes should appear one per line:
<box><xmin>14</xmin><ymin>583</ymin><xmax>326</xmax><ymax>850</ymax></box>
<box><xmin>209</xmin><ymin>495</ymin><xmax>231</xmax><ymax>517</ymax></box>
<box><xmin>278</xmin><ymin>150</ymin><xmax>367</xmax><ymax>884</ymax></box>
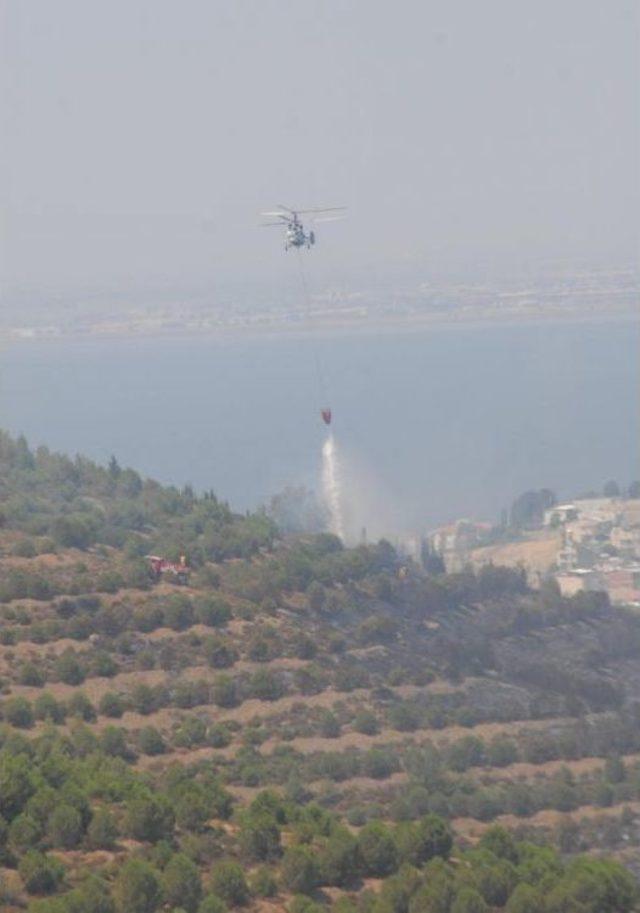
<box><xmin>310</xmin><ymin>215</ymin><xmax>346</xmax><ymax>223</ymax></box>
<box><xmin>297</xmin><ymin>206</ymin><xmax>347</xmax><ymax>215</ymax></box>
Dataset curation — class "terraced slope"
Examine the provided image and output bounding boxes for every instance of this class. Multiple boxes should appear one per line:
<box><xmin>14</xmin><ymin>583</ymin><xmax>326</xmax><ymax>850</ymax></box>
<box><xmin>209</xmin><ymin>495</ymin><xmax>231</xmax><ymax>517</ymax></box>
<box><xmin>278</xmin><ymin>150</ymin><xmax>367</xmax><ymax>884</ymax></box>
<box><xmin>0</xmin><ymin>431</ymin><xmax>639</xmax><ymax>913</ymax></box>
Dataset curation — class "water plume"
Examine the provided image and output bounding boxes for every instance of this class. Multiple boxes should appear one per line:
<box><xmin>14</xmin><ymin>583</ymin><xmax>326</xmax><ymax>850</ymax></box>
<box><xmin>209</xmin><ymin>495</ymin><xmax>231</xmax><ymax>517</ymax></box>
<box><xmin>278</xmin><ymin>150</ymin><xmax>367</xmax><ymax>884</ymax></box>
<box><xmin>322</xmin><ymin>432</ymin><xmax>345</xmax><ymax>540</ymax></box>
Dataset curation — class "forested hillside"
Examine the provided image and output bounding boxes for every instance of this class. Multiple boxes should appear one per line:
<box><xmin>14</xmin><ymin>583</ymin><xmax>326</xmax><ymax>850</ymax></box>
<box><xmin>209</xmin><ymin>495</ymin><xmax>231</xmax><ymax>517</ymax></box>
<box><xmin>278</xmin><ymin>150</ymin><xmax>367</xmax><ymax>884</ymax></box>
<box><xmin>0</xmin><ymin>431</ymin><xmax>639</xmax><ymax>913</ymax></box>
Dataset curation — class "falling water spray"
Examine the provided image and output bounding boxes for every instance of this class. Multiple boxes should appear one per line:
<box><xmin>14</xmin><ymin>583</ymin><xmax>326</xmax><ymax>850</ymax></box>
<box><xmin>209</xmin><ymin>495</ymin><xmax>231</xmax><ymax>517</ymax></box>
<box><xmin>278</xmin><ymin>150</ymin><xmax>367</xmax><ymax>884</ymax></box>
<box><xmin>322</xmin><ymin>433</ymin><xmax>345</xmax><ymax>540</ymax></box>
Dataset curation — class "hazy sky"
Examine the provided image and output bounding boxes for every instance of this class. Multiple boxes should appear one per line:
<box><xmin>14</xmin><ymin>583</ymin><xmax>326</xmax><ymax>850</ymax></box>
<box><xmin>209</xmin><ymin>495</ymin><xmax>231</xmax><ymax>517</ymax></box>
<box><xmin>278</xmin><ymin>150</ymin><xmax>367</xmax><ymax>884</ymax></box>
<box><xmin>2</xmin><ymin>0</ymin><xmax>638</xmax><ymax>291</ymax></box>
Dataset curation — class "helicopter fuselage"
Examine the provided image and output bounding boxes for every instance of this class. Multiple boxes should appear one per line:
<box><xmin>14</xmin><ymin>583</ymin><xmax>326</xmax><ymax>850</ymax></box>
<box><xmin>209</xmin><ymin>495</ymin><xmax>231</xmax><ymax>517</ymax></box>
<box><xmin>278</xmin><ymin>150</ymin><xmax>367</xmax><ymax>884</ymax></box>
<box><xmin>285</xmin><ymin>222</ymin><xmax>314</xmax><ymax>250</ymax></box>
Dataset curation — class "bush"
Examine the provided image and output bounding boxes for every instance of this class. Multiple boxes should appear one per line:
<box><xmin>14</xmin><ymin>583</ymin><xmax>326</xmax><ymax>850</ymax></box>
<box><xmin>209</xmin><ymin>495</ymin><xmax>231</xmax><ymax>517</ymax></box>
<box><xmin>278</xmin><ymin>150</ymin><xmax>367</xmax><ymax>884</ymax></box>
<box><xmin>397</xmin><ymin>815</ymin><xmax>452</xmax><ymax>866</ymax></box>
<box><xmin>198</xmin><ymin>896</ymin><xmax>228</xmax><ymax>913</ymax></box>
<box><xmin>4</xmin><ymin>696</ymin><xmax>34</xmax><ymax>728</ymax></box>
<box><xmin>210</xmin><ymin>861</ymin><xmax>249</xmax><ymax>907</ymax></box>
<box><xmin>174</xmin><ymin>716</ymin><xmax>207</xmax><ymax>749</ymax></box>
<box><xmin>451</xmin><ymin>888</ymin><xmax>489</xmax><ymax>913</ymax></box>
<box><xmin>163</xmin><ymin>853</ymin><xmax>202</xmax><ymax>913</ymax></box>
<box><xmin>99</xmin><ymin>692</ymin><xmax>126</xmax><ymax>718</ymax></box>
<box><xmin>357</xmin><ymin>821</ymin><xmax>398</xmax><ymax>877</ymax></box>
<box><xmin>19</xmin><ymin>663</ymin><xmax>45</xmax><ymax>687</ymax></box>
<box><xmin>33</xmin><ymin>693</ymin><xmax>66</xmax><ymax>724</ymax></box>
<box><xmin>92</xmin><ymin>652</ymin><xmax>119</xmax><ymax>677</ymax></box>
<box><xmin>113</xmin><ymin>858</ymin><xmax>162</xmax><ymax>913</ymax></box>
<box><xmin>250</xmin><ymin>669</ymin><xmax>284</xmax><ymax>701</ymax></box>
<box><xmin>195</xmin><ymin>597</ymin><xmax>232</xmax><ymax>628</ymax></box>
<box><xmin>87</xmin><ymin>808</ymin><xmax>118</xmax><ymax>849</ymax></box>
<box><xmin>47</xmin><ymin>803</ymin><xmax>83</xmax><ymax>849</ymax></box>
<box><xmin>212</xmin><ymin>675</ymin><xmax>238</xmax><ymax>709</ymax></box>
<box><xmin>9</xmin><ymin>813</ymin><xmax>42</xmax><ymax>853</ymax></box>
<box><xmin>54</xmin><ymin>649</ymin><xmax>85</xmax><ymax>686</ymax></box>
<box><xmin>250</xmin><ymin>866</ymin><xmax>278</xmax><ymax>898</ymax></box>
<box><xmin>362</xmin><ymin>749</ymin><xmax>398</xmax><ymax>780</ymax></box>
<box><xmin>164</xmin><ymin>595</ymin><xmax>195</xmax><ymax>631</ymax></box>
<box><xmin>19</xmin><ymin>849</ymin><xmax>64</xmax><ymax>895</ymax></box>
<box><xmin>353</xmin><ymin>710</ymin><xmax>379</xmax><ymax>735</ymax></box>
<box><xmin>204</xmin><ymin>637</ymin><xmax>237</xmax><ymax>669</ymax></box>
<box><xmin>125</xmin><ymin>795</ymin><xmax>175</xmax><ymax>843</ymax></box>
<box><xmin>239</xmin><ymin>812</ymin><xmax>281</xmax><ymax>862</ymax></box>
<box><xmin>138</xmin><ymin>727</ymin><xmax>166</xmax><ymax>756</ymax></box>
<box><xmin>101</xmin><ymin>726</ymin><xmax>131</xmax><ymax>759</ymax></box>
<box><xmin>318</xmin><ymin>827</ymin><xmax>360</xmax><ymax>887</ymax></box>
<box><xmin>131</xmin><ymin>684</ymin><xmax>159</xmax><ymax>715</ymax></box>
<box><xmin>67</xmin><ymin>692</ymin><xmax>96</xmax><ymax>722</ymax></box>
<box><xmin>280</xmin><ymin>846</ymin><xmax>319</xmax><ymax>895</ymax></box>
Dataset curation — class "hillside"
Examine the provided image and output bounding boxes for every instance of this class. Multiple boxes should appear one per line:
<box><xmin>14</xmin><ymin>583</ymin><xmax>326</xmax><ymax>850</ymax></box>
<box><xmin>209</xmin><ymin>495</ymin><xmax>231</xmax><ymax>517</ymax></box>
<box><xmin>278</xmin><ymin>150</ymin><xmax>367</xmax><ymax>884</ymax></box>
<box><xmin>0</xmin><ymin>431</ymin><xmax>639</xmax><ymax>913</ymax></box>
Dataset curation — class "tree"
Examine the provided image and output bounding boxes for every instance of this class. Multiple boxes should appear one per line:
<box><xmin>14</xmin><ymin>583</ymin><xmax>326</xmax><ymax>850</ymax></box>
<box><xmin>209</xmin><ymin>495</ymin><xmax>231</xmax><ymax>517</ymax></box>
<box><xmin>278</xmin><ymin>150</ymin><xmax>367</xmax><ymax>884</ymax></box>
<box><xmin>373</xmin><ymin>864</ymin><xmax>421</xmax><ymax>913</ymax></box>
<box><xmin>357</xmin><ymin>821</ymin><xmax>399</xmax><ymax>877</ymax></box>
<box><xmin>408</xmin><ymin>859</ymin><xmax>454</xmax><ymax>913</ymax></box>
<box><xmin>138</xmin><ymin>727</ymin><xmax>166</xmax><ymax>756</ymax></box>
<box><xmin>164</xmin><ymin>595</ymin><xmax>195</xmax><ymax>631</ymax></box>
<box><xmin>318</xmin><ymin>826</ymin><xmax>360</xmax><ymax>887</ymax></box>
<box><xmin>174</xmin><ymin>787</ymin><xmax>213</xmax><ymax>833</ymax></box>
<box><xmin>504</xmin><ymin>883</ymin><xmax>545</xmax><ymax>913</ymax></box>
<box><xmin>280</xmin><ymin>846</ymin><xmax>319</xmax><ymax>895</ymax></box>
<box><xmin>33</xmin><ymin>693</ymin><xmax>65</xmax><ymax>724</ymax></box>
<box><xmin>249</xmin><ymin>669</ymin><xmax>284</xmax><ymax>701</ymax></box>
<box><xmin>509</xmin><ymin>489</ymin><xmax>556</xmax><ymax>529</ymax></box>
<box><xmin>99</xmin><ymin>692</ymin><xmax>125</xmax><ymax>718</ymax></box>
<box><xmin>238</xmin><ymin>812</ymin><xmax>281</xmax><ymax>862</ymax></box>
<box><xmin>3</xmin><ymin>696</ymin><xmax>34</xmax><ymax>728</ymax></box>
<box><xmin>198</xmin><ymin>896</ymin><xmax>228</xmax><ymax>913</ymax></box>
<box><xmin>212</xmin><ymin>675</ymin><xmax>238</xmax><ymax>708</ymax></box>
<box><xmin>47</xmin><ymin>803</ymin><xmax>83</xmax><ymax>849</ymax></box>
<box><xmin>163</xmin><ymin>854</ymin><xmax>202</xmax><ymax>913</ymax></box>
<box><xmin>0</xmin><ymin>752</ymin><xmax>35</xmax><ymax>819</ymax></box>
<box><xmin>487</xmin><ymin>737</ymin><xmax>518</xmax><ymax>768</ymax></box>
<box><xmin>194</xmin><ymin>597</ymin><xmax>232</xmax><ymax>628</ymax></box>
<box><xmin>67</xmin><ymin>691</ymin><xmax>96</xmax><ymax>721</ymax></box>
<box><xmin>354</xmin><ymin>710</ymin><xmax>379</xmax><ymax>735</ymax></box>
<box><xmin>113</xmin><ymin>859</ymin><xmax>162</xmax><ymax>913</ymax></box>
<box><xmin>9</xmin><ymin>813</ymin><xmax>42</xmax><ymax>853</ymax></box>
<box><xmin>204</xmin><ymin>636</ymin><xmax>237</xmax><ymax>669</ymax></box>
<box><xmin>451</xmin><ymin>889</ymin><xmax>488</xmax><ymax>913</ymax></box>
<box><xmin>125</xmin><ymin>795</ymin><xmax>174</xmax><ymax>843</ymax></box>
<box><xmin>54</xmin><ymin>649</ymin><xmax>85</xmax><ymax>686</ymax></box>
<box><xmin>250</xmin><ymin>866</ymin><xmax>278</xmax><ymax>898</ymax></box>
<box><xmin>19</xmin><ymin>663</ymin><xmax>45</xmax><ymax>687</ymax></box>
<box><xmin>478</xmin><ymin>826</ymin><xmax>518</xmax><ymax>863</ymax></box>
<box><xmin>210</xmin><ymin>861</ymin><xmax>249</xmax><ymax>907</ymax></box>
<box><xmin>397</xmin><ymin>815</ymin><xmax>452</xmax><ymax>866</ymax></box>
<box><xmin>100</xmin><ymin>726</ymin><xmax>130</xmax><ymax>759</ymax></box>
<box><xmin>603</xmin><ymin>480</ymin><xmax>620</xmax><ymax>498</ymax></box>
<box><xmin>51</xmin><ymin>515</ymin><xmax>96</xmax><ymax>549</ymax></box>
<box><xmin>19</xmin><ymin>849</ymin><xmax>64</xmax><ymax>895</ymax></box>
<box><xmin>131</xmin><ymin>683</ymin><xmax>158</xmax><ymax>715</ymax></box>
<box><xmin>65</xmin><ymin>874</ymin><xmax>116</xmax><ymax>913</ymax></box>
<box><xmin>87</xmin><ymin>808</ymin><xmax>118</xmax><ymax>850</ymax></box>
<box><xmin>546</xmin><ymin>857</ymin><xmax>637</xmax><ymax>913</ymax></box>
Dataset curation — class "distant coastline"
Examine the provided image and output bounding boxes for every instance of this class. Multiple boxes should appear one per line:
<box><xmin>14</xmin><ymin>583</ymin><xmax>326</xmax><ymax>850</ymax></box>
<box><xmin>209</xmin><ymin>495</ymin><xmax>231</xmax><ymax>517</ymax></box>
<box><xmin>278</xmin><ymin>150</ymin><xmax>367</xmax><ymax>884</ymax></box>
<box><xmin>2</xmin><ymin>304</ymin><xmax>638</xmax><ymax>345</ymax></box>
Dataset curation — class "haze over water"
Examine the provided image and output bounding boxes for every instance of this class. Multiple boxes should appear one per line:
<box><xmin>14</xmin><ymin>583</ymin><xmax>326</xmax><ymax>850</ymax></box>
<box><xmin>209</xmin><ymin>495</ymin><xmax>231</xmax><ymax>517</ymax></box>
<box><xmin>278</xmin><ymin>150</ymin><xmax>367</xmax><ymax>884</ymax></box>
<box><xmin>1</xmin><ymin>317</ymin><xmax>637</xmax><ymax>537</ymax></box>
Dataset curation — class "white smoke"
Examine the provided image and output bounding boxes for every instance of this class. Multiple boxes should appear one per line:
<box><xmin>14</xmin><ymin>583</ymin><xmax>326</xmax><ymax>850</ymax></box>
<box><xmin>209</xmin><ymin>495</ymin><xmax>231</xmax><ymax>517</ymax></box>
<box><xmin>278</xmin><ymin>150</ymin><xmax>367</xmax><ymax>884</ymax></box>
<box><xmin>322</xmin><ymin>433</ymin><xmax>345</xmax><ymax>540</ymax></box>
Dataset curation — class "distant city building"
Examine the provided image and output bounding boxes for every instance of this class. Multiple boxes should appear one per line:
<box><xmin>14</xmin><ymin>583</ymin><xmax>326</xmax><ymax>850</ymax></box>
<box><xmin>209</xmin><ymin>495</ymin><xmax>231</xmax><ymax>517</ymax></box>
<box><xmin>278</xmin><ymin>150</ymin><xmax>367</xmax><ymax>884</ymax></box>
<box><xmin>544</xmin><ymin>504</ymin><xmax>578</xmax><ymax>526</ymax></box>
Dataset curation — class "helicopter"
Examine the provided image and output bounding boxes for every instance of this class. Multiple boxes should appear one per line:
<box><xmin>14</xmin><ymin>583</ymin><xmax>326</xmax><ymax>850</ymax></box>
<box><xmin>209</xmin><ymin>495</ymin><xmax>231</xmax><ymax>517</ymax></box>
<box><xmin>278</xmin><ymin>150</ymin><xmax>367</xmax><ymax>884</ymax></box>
<box><xmin>260</xmin><ymin>205</ymin><xmax>345</xmax><ymax>251</ymax></box>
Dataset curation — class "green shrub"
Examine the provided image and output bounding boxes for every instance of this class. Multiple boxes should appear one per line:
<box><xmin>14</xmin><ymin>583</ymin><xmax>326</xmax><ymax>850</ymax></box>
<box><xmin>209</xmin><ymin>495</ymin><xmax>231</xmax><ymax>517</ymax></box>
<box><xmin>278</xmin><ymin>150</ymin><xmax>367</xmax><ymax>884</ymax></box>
<box><xmin>4</xmin><ymin>697</ymin><xmax>34</xmax><ymax>728</ymax></box>
<box><xmin>210</xmin><ymin>861</ymin><xmax>249</xmax><ymax>907</ymax></box>
<box><xmin>19</xmin><ymin>849</ymin><xmax>64</xmax><ymax>895</ymax></box>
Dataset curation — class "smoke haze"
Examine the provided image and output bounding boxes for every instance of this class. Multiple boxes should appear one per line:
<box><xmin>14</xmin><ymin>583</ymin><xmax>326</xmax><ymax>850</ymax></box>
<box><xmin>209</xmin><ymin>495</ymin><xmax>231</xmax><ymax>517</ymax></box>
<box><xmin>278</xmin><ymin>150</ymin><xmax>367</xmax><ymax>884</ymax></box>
<box><xmin>2</xmin><ymin>0</ymin><xmax>638</xmax><ymax>297</ymax></box>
